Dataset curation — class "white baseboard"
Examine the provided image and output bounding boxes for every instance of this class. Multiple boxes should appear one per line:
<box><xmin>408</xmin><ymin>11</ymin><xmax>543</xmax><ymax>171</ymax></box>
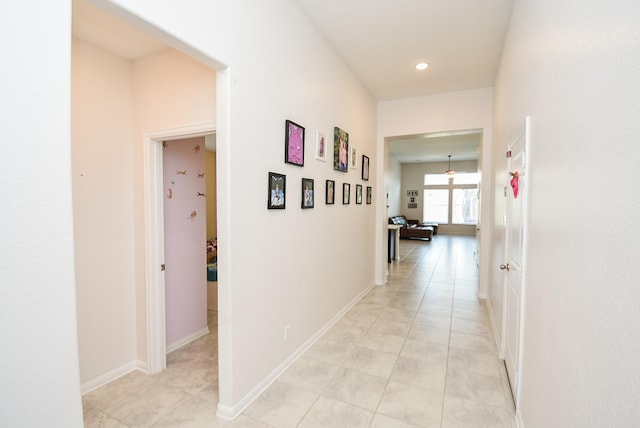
<box><xmin>216</xmin><ymin>281</ymin><xmax>376</xmax><ymax>420</ymax></box>
<box><xmin>81</xmin><ymin>360</ymin><xmax>140</xmax><ymax>394</ymax></box>
<box><xmin>375</xmin><ymin>275</ymin><xmax>388</xmax><ymax>286</ymax></box>
<box><xmin>486</xmin><ymin>298</ymin><xmax>504</xmax><ymax>359</ymax></box>
<box><xmin>82</xmin><ymin>327</ymin><xmax>209</xmax><ymax>394</ymax></box>
<box><xmin>166</xmin><ymin>326</ymin><xmax>210</xmax><ymax>354</ymax></box>
<box><xmin>136</xmin><ymin>359</ymin><xmax>148</xmax><ymax>373</ymax></box>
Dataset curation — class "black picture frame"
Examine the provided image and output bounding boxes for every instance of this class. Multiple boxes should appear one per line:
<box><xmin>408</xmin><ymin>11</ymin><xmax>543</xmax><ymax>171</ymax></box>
<box><xmin>285</xmin><ymin>120</ymin><xmax>305</xmax><ymax>166</ymax></box>
<box><xmin>301</xmin><ymin>178</ymin><xmax>314</xmax><ymax>209</ymax></box>
<box><xmin>356</xmin><ymin>184</ymin><xmax>363</xmax><ymax>204</ymax></box>
<box><xmin>343</xmin><ymin>183</ymin><xmax>350</xmax><ymax>204</ymax></box>
<box><xmin>361</xmin><ymin>155</ymin><xmax>370</xmax><ymax>181</ymax></box>
<box><xmin>333</xmin><ymin>126</ymin><xmax>349</xmax><ymax>172</ymax></box>
<box><xmin>326</xmin><ymin>180</ymin><xmax>335</xmax><ymax>205</ymax></box>
<box><xmin>366</xmin><ymin>186</ymin><xmax>372</xmax><ymax>204</ymax></box>
<box><xmin>268</xmin><ymin>172</ymin><xmax>286</xmax><ymax>209</ymax></box>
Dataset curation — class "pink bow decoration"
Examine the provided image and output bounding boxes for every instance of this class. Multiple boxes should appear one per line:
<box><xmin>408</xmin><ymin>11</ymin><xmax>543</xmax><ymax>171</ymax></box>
<box><xmin>510</xmin><ymin>171</ymin><xmax>519</xmax><ymax>198</ymax></box>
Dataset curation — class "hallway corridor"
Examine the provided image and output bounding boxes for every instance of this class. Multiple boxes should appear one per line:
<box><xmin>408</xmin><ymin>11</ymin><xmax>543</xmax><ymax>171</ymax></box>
<box><xmin>83</xmin><ymin>236</ymin><xmax>515</xmax><ymax>427</ymax></box>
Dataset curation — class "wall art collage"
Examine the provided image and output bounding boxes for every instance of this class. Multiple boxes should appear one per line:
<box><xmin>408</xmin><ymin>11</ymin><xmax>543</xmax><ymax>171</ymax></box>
<box><xmin>268</xmin><ymin>120</ymin><xmax>372</xmax><ymax>209</ymax></box>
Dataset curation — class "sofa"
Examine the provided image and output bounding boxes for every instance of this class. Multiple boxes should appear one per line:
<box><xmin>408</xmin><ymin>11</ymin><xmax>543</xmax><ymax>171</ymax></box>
<box><xmin>409</xmin><ymin>220</ymin><xmax>438</xmax><ymax>235</ymax></box>
<box><xmin>388</xmin><ymin>215</ymin><xmax>436</xmax><ymax>240</ymax></box>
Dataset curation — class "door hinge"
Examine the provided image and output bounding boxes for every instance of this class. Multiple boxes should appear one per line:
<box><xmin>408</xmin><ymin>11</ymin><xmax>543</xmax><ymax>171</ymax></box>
<box><xmin>160</xmin><ymin>264</ymin><xmax>165</xmax><ymax>271</ymax></box>
<box><xmin>506</xmin><ymin>150</ymin><xmax>512</xmax><ymax>158</ymax></box>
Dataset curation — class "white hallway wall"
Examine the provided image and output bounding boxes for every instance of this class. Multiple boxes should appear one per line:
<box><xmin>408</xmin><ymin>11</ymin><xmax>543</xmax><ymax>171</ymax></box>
<box><xmin>72</xmin><ymin>38</ymin><xmax>137</xmax><ymax>386</ymax></box>
<box><xmin>491</xmin><ymin>0</ymin><xmax>640</xmax><ymax>426</ymax></box>
<box><xmin>376</xmin><ymin>88</ymin><xmax>494</xmax><ymax>294</ymax></box>
<box><xmin>103</xmin><ymin>0</ymin><xmax>377</xmax><ymax>416</ymax></box>
<box><xmin>0</xmin><ymin>2</ymin><xmax>83</xmax><ymax>426</ymax></box>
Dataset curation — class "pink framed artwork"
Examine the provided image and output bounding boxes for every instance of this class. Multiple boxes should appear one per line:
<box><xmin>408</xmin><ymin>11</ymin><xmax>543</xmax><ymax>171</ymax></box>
<box><xmin>285</xmin><ymin>120</ymin><xmax>305</xmax><ymax>166</ymax></box>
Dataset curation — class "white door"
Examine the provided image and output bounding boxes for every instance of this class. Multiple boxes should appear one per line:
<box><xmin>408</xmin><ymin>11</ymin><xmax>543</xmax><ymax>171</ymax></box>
<box><xmin>502</xmin><ymin>117</ymin><xmax>530</xmax><ymax>405</ymax></box>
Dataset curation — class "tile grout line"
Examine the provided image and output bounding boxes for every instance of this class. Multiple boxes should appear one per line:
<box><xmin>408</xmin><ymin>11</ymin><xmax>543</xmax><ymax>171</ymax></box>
<box><xmin>438</xmin><ymin>240</ymin><xmax>459</xmax><ymax>428</ymax></box>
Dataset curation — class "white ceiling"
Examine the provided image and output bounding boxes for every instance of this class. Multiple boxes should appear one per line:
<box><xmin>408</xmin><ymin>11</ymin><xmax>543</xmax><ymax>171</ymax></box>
<box><xmin>72</xmin><ymin>0</ymin><xmax>166</xmax><ymax>60</ymax></box>
<box><xmin>72</xmin><ymin>0</ymin><xmax>513</xmax><ymax>163</ymax></box>
<box><xmin>292</xmin><ymin>0</ymin><xmax>513</xmax><ymax>102</ymax></box>
<box><xmin>292</xmin><ymin>0</ymin><xmax>512</xmax><ymax>164</ymax></box>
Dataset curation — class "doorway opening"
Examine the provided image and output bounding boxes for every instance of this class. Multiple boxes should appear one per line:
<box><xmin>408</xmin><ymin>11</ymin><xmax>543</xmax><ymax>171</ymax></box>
<box><xmin>144</xmin><ymin>123</ymin><xmax>217</xmax><ymax>374</ymax></box>
<box><xmin>72</xmin><ymin>0</ymin><xmax>230</xmax><ymax>416</ymax></box>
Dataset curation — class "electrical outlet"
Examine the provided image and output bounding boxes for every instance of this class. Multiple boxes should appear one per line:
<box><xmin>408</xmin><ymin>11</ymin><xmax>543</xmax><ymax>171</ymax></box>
<box><xmin>284</xmin><ymin>325</ymin><xmax>290</xmax><ymax>343</ymax></box>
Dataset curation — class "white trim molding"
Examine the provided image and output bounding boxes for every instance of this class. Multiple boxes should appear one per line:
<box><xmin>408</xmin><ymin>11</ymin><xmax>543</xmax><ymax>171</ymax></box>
<box><xmin>80</xmin><ymin>361</ymin><xmax>139</xmax><ymax>395</ymax></box>
<box><xmin>486</xmin><ymin>298</ymin><xmax>504</xmax><ymax>359</ymax></box>
<box><xmin>166</xmin><ymin>327</ymin><xmax>210</xmax><ymax>354</ymax></box>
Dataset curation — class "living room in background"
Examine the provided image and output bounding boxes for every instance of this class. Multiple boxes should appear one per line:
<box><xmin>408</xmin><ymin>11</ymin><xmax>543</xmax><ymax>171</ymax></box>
<box><xmin>423</xmin><ymin>173</ymin><xmax>479</xmax><ymax>226</ymax></box>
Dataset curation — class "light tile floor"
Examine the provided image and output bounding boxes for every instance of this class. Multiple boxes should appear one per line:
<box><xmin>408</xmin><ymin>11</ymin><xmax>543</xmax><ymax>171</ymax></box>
<box><xmin>83</xmin><ymin>235</ymin><xmax>515</xmax><ymax>427</ymax></box>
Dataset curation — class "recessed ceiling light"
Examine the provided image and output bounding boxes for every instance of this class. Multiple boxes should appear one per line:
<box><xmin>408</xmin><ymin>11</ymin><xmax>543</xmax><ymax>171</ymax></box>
<box><xmin>415</xmin><ymin>62</ymin><xmax>429</xmax><ymax>70</ymax></box>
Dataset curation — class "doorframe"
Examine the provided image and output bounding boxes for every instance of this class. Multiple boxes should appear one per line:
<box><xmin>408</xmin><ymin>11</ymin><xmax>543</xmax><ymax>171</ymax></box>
<box><xmin>144</xmin><ymin>122</ymin><xmax>216</xmax><ymax>374</ymax></box>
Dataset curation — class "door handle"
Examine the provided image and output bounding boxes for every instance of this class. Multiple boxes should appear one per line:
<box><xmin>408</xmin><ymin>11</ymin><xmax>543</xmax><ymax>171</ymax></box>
<box><xmin>500</xmin><ymin>263</ymin><xmax>510</xmax><ymax>271</ymax></box>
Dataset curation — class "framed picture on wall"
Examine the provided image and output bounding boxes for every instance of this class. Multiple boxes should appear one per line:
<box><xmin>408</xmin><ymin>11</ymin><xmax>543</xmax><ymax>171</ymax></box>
<box><xmin>267</xmin><ymin>172</ymin><xmax>286</xmax><ymax>209</ymax></box>
<box><xmin>361</xmin><ymin>155</ymin><xmax>370</xmax><ymax>181</ymax></box>
<box><xmin>301</xmin><ymin>178</ymin><xmax>314</xmax><ymax>209</ymax></box>
<box><xmin>285</xmin><ymin>120</ymin><xmax>305</xmax><ymax>166</ymax></box>
<box><xmin>315</xmin><ymin>130</ymin><xmax>327</xmax><ymax>161</ymax></box>
<box><xmin>333</xmin><ymin>127</ymin><xmax>349</xmax><ymax>172</ymax></box>
<box><xmin>326</xmin><ymin>180</ymin><xmax>335</xmax><ymax>204</ymax></box>
<box><xmin>366</xmin><ymin>186</ymin><xmax>372</xmax><ymax>204</ymax></box>
<box><xmin>350</xmin><ymin>146</ymin><xmax>357</xmax><ymax>169</ymax></box>
<box><xmin>356</xmin><ymin>184</ymin><xmax>363</xmax><ymax>204</ymax></box>
<box><xmin>343</xmin><ymin>183</ymin><xmax>350</xmax><ymax>204</ymax></box>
